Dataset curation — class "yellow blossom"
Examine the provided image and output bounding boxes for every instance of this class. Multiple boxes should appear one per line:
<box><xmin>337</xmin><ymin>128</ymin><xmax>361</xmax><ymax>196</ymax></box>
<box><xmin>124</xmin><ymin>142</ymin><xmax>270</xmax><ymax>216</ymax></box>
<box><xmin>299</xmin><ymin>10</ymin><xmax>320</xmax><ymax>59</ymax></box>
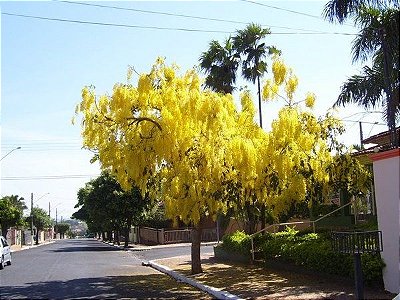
<box><xmin>305</xmin><ymin>92</ymin><xmax>316</xmax><ymax>108</ymax></box>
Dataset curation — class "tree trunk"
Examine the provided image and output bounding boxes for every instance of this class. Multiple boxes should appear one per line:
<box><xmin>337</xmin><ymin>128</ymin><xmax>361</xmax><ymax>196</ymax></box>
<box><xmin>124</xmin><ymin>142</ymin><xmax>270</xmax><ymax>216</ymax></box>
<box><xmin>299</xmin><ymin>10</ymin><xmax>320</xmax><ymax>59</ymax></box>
<box><xmin>245</xmin><ymin>203</ymin><xmax>256</xmax><ymax>234</ymax></box>
<box><xmin>380</xmin><ymin>27</ymin><xmax>399</xmax><ymax>148</ymax></box>
<box><xmin>35</xmin><ymin>230</ymin><xmax>40</xmax><ymax>245</ymax></box>
<box><xmin>257</xmin><ymin>75</ymin><xmax>263</xmax><ymax>129</ymax></box>
<box><xmin>124</xmin><ymin>227</ymin><xmax>129</xmax><ymax>248</ymax></box>
<box><xmin>261</xmin><ymin>204</ymin><xmax>266</xmax><ymax>233</ymax></box>
<box><xmin>102</xmin><ymin>232</ymin><xmax>106</xmax><ymax>241</ymax></box>
<box><xmin>108</xmin><ymin>231</ymin><xmax>112</xmax><ymax>242</ymax></box>
<box><xmin>125</xmin><ymin>217</ymin><xmax>132</xmax><ymax>248</ymax></box>
<box><xmin>191</xmin><ymin>220</ymin><xmax>203</xmax><ymax>275</ymax></box>
<box><xmin>116</xmin><ymin>230</ymin><xmax>120</xmax><ymax>246</ymax></box>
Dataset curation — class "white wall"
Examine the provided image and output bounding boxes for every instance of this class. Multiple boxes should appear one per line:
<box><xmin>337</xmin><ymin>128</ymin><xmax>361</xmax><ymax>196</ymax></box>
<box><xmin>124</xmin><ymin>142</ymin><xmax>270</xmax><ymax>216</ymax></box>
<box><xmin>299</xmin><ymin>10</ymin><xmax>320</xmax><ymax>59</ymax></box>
<box><xmin>372</xmin><ymin>149</ymin><xmax>400</xmax><ymax>293</ymax></box>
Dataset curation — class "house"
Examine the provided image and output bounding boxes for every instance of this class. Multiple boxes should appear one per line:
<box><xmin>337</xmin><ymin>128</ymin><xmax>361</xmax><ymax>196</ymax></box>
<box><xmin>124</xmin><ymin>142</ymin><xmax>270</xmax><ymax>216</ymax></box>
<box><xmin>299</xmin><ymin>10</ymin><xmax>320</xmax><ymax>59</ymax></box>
<box><xmin>358</xmin><ymin>126</ymin><xmax>400</xmax><ymax>293</ymax></box>
<box><xmin>362</xmin><ymin>126</ymin><xmax>400</xmax><ymax>150</ymax></box>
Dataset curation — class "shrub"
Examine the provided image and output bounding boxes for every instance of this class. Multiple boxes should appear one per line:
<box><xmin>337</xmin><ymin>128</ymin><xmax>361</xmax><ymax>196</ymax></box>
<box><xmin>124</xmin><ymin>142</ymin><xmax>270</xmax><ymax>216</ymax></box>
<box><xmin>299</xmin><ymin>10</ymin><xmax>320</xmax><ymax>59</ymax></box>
<box><xmin>220</xmin><ymin>231</ymin><xmax>251</xmax><ymax>256</ymax></box>
<box><xmin>219</xmin><ymin>229</ymin><xmax>385</xmax><ymax>285</ymax></box>
<box><xmin>362</xmin><ymin>253</ymin><xmax>385</xmax><ymax>285</ymax></box>
<box><xmin>261</xmin><ymin>230</ymin><xmax>384</xmax><ymax>284</ymax></box>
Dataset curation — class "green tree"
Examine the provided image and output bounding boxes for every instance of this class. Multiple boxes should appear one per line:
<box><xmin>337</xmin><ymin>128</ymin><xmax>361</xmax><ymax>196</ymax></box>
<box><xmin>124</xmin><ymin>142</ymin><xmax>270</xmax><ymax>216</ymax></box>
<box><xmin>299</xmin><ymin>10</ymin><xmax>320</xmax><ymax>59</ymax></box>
<box><xmin>0</xmin><ymin>195</ymin><xmax>26</xmax><ymax>237</ymax></box>
<box><xmin>325</xmin><ymin>2</ymin><xmax>399</xmax><ymax>147</ymax></box>
<box><xmin>233</xmin><ymin>23</ymin><xmax>280</xmax><ymax>128</ymax></box>
<box><xmin>73</xmin><ymin>172</ymin><xmax>150</xmax><ymax>247</ymax></box>
<box><xmin>54</xmin><ymin>223</ymin><xmax>70</xmax><ymax>239</ymax></box>
<box><xmin>26</xmin><ymin>207</ymin><xmax>52</xmax><ymax>245</ymax></box>
<box><xmin>199</xmin><ymin>37</ymin><xmax>239</xmax><ymax>94</ymax></box>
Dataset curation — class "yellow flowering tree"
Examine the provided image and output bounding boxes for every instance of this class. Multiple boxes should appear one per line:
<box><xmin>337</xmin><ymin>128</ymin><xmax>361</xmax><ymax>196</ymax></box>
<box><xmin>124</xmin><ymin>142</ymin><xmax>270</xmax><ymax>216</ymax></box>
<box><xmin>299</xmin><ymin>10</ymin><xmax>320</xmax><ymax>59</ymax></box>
<box><xmin>260</xmin><ymin>56</ymin><xmax>371</xmax><ymax>220</ymax></box>
<box><xmin>220</xmin><ymin>91</ymin><xmax>268</xmax><ymax>233</ymax></box>
<box><xmin>75</xmin><ymin>56</ymin><xmax>370</xmax><ymax>274</ymax></box>
<box><xmin>75</xmin><ymin>58</ymin><xmax>266</xmax><ymax>274</ymax></box>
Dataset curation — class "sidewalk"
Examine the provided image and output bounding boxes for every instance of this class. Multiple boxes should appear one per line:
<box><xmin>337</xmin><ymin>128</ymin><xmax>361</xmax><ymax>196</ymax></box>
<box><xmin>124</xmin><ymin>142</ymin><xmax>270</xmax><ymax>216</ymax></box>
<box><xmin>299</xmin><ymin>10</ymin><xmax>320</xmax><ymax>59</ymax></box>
<box><xmin>10</xmin><ymin>240</ymin><xmax>55</xmax><ymax>252</ymax></box>
<box><xmin>153</xmin><ymin>254</ymin><xmax>396</xmax><ymax>299</ymax></box>
<box><xmin>102</xmin><ymin>240</ymin><xmax>396</xmax><ymax>299</ymax></box>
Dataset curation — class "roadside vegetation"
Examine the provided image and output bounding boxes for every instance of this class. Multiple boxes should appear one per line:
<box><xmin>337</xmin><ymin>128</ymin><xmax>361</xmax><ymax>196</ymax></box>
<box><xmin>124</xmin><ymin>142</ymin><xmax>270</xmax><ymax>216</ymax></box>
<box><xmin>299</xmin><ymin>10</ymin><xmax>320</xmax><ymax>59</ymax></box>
<box><xmin>70</xmin><ymin>0</ymin><xmax>397</xmax><ymax>276</ymax></box>
<box><xmin>216</xmin><ymin>228</ymin><xmax>385</xmax><ymax>285</ymax></box>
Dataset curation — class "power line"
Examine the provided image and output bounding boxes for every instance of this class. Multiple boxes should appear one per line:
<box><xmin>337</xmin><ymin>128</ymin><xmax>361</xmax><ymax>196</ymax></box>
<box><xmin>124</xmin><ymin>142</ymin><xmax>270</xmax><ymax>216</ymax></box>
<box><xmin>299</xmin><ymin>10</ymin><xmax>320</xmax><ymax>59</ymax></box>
<box><xmin>59</xmin><ymin>0</ymin><xmax>253</xmax><ymax>25</ymax></box>
<box><xmin>1</xmin><ymin>141</ymin><xmax>86</xmax><ymax>152</ymax></box>
<box><xmin>56</xmin><ymin>0</ymin><xmax>340</xmax><ymax>34</ymax></box>
<box><xmin>341</xmin><ymin>111</ymin><xmax>383</xmax><ymax>120</ymax></box>
<box><xmin>239</xmin><ymin>0</ymin><xmax>355</xmax><ymax>27</ymax></box>
<box><xmin>2</xmin><ymin>139</ymin><xmax>81</xmax><ymax>143</ymax></box>
<box><xmin>267</xmin><ymin>32</ymin><xmax>355</xmax><ymax>35</ymax></box>
<box><xmin>2</xmin><ymin>12</ymin><xmax>357</xmax><ymax>35</ymax></box>
<box><xmin>239</xmin><ymin>0</ymin><xmax>322</xmax><ymax>20</ymax></box>
<box><xmin>1</xmin><ymin>174</ymin><xmax>100</xmax><ymax>181</ymax></box>
<box><xmin>2</xmin><ymin>12</ymin><xmax>233</xmax><ymax>34</ymax></box>
<box><xmin>341</xmin><ymin>120</ymin><xmax>386</xmax><ymax>125</ymax></box>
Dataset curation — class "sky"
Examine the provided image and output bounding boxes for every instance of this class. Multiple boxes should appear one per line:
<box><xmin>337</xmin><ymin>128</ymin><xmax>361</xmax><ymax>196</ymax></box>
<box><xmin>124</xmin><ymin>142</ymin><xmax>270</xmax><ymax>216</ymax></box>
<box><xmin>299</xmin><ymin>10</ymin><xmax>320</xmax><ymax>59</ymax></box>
<box><xmin>0</xmin><ymin>0</ymin><xmax>389</xmax><ymax>221</ymax></box>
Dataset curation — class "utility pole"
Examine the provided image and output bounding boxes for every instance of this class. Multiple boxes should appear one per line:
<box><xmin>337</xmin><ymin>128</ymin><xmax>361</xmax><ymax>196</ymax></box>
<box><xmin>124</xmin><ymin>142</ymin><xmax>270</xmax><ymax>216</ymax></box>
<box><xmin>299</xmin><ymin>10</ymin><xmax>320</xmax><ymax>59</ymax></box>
<box><xmin>48</xmin><ymin>202</ymin><xmax>51</xmax><ymax>217</ymax></box>
<box><xmin>55</xmin><ymin>208</ymin><xmax>58</xmax><ymax>239</ymax></box>
<box><xmin>31</xmin><ymin>193</ymin><xmax>34</xmax><ymax>246</ymax></box>
<box><xmin>379</xmin><ymin>27</ymin><xmax>398</xmax><ymax>148</ymax></box>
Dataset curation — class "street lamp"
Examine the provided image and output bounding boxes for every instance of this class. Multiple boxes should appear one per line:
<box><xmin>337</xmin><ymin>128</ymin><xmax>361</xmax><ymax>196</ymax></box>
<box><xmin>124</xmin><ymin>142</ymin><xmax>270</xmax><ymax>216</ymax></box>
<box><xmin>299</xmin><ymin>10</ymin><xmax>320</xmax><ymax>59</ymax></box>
<box><xmin>52</xmin><ymin>202</ymin><xmax>62</xmax><ymax>239</ymax></box>
<box><xmin>35</xmin><ymin>192</ymin><xmax>50</xmax><ymax>203</ymax></box>
<box><xmin>0</xmin><ymin>146</ymin><xmax>21</xmax><ymax>161</ymax></box>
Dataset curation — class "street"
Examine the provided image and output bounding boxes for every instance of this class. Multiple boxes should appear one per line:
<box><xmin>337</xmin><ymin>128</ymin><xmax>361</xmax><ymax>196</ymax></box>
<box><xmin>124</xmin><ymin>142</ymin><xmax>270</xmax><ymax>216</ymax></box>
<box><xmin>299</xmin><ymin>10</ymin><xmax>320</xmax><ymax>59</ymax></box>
<box><xmin>0</xmin><ymin>239</ymin><xmax>210</xmax><ymax>299</ymax></box>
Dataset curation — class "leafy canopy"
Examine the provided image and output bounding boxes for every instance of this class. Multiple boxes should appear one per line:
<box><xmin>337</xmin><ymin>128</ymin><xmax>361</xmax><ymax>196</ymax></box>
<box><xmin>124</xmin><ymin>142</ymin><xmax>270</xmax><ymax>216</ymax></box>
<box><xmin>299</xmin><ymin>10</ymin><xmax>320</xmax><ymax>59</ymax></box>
<box><xmin>0</xmin><ymin>195</ymin><xmax>27</xmax><ymax>237</ymax></box>
<box><xmin>75</xmin><ymin>57</ymin><xmax>370</xmax><ymax>226</ymax></box>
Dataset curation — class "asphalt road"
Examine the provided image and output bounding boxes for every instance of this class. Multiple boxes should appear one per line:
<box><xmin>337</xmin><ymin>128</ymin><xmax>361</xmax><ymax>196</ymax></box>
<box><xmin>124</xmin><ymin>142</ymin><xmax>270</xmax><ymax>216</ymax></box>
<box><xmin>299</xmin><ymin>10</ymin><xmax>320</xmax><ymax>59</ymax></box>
<box><xmin>0</xmin><ymin>239</ymin><xmax>210</xmax><ymax>299</ymax></box>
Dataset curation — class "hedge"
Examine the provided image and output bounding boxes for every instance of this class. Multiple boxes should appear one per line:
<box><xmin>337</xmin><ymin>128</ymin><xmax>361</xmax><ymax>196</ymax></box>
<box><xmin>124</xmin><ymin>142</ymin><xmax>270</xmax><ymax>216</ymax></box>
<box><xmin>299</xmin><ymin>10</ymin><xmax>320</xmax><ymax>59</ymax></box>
<box><xmin>219</xmin><ymin>229</ymin><xmax>385</xmax><ymax>285</ymax></box>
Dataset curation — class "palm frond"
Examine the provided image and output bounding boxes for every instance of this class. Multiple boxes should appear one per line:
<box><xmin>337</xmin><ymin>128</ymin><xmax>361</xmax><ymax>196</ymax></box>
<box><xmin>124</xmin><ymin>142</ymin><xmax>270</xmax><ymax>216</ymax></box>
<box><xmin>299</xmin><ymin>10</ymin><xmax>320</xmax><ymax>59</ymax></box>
<box><xmin>352</xmin><ymin>7</ymin><xmax>399</xmax><ymax>63</ymax></box>
<box><xmin>323</xmin><ymin>0</ymin><xmax>399</xmax><ymax>23</ymax></box>
<box><xmin>335</xmin><ymin>65</ymin><xmax>400</xmax><ymax>124</ymax></box>
<box><xmin>335</xmin><ymin>65</ymin><xmax>384</xmax><ymax>108</ymax></box>
<box><xmin>199</xmin><ymin>37</ymin><xmax>239</xmax><ymax>94</ymax></box>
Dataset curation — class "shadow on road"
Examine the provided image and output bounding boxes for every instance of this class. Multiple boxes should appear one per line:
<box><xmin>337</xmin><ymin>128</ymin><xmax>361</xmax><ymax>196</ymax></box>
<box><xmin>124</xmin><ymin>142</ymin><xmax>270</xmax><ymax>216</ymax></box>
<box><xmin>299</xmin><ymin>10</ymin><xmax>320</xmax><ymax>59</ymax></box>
<box><xmin>46</xmin><ymin>239</ymin><xmax>121</xmax><ymax>253</ymax></box>
<box><xmin>48</xmin><ymin>246</ymin><xmax>120</xmax><ymax>253</ymax></box>
<box><xmin>0</xmin><ymin>274</ymin><xmax>208</xmax><ymax>299</ymax></box>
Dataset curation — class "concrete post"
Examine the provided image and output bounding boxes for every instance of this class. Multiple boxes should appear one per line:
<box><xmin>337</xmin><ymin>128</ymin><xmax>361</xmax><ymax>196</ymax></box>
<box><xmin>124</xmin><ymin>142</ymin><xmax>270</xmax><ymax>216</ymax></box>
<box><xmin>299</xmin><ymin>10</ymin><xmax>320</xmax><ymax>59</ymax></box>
<box><xmin>159</xmin><ymin>228</ymin><xmax>165</xmax><ymax>245</ymax></box>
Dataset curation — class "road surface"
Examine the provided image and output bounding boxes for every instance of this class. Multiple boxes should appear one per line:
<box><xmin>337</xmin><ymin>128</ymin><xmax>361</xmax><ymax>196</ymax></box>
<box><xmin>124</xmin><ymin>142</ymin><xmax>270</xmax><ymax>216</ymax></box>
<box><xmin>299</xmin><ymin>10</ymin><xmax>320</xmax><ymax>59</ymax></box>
<box><xmin>0</xmin><ymin>239</ymin><xmax>209</xmax><ymax>299</ymax></box>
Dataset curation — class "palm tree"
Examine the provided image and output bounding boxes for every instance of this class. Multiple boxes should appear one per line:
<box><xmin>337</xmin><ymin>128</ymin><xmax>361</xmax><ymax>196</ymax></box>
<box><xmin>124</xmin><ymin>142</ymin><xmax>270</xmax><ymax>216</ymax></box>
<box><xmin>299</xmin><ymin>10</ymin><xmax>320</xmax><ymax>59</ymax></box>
<box><xmin>323</xmin><ymin>0</ymin><xmax>398</xmax><ymax>23</ymax></box>
<box><xmin>199</xmin><ymin>37</ymin><xmax>239</xmax><ymax>94</ymax></box>
<box><xmin>233</xmin><ymin>23</ymin><xmax>280</xmax><ymax>128</ymax></box>
<box><xmin>7</xmin><ymin>195</ymin><xmax>27</xmax><ymax>212</ymax></box>
<box><xmin>333</xmin><ymin>6</ymin><xmax>399</xmax><ymax>147</ymax></box>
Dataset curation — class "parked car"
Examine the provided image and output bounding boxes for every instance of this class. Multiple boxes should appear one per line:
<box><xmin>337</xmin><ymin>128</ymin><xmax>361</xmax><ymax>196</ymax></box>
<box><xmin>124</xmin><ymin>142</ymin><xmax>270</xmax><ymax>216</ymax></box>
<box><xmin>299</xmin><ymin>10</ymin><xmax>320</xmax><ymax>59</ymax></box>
<box><xmin>0</xmin><ymin>235</ymin><xmax>12</xmax><ymax>269</ymax></box>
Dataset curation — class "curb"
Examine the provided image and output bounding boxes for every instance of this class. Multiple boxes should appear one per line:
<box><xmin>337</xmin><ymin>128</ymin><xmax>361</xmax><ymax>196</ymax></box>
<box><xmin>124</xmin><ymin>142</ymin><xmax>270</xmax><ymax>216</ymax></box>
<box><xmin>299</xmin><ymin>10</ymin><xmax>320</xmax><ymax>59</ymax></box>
<box><xmin>102</xmin><ymin>240</ymin><xmax>218</xmax><ymax>252</ymax></box>
<box><xmin>102</xmin><ymin>240</ymin><xmax>240</xmax><ymax>299</ymax></box>
<box><xmin>11</xmin><ymin>240</ymin><xmax>55</xmax><ymax>253</ymax></box>
<box><xmin>142</xmin><ymin>260</ymin><xmax>243</xmax><ymax>300</ymax></box>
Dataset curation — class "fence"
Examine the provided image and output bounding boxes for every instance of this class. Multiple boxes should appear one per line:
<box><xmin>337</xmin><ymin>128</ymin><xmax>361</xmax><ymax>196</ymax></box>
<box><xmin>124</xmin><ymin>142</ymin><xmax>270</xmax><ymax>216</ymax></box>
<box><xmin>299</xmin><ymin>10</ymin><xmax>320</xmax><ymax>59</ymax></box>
<box><xmin>138</xmin><ymin>227</ymin><xmax>217</xmax><ymax>245</ymax></box>
<box><xmin>249</xmin><ymin>199</ymin><xmax>358</xmax><ymax>261</ymax></box>
<box><xmin>331</xmin><ymin>230</ymin><xmax>383</xmax><ymax>254</ymax></box>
